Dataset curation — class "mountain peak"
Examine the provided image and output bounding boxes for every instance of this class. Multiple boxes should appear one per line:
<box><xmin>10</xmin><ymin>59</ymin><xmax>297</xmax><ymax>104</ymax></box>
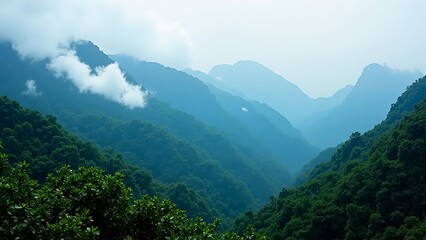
<box><xmin>234</xmin><ymin>60</ymin><xmax>265</xmax><ymax>67</ymax></box>
<box><xmin>363</xmin><ymin>62</ymin><xmax>384</xmax><ymax>70</ymax></box>
<box><xmin>356</xmin><ymin>63</ymin><xmax>421</xmax><ymax>89</ymax></box>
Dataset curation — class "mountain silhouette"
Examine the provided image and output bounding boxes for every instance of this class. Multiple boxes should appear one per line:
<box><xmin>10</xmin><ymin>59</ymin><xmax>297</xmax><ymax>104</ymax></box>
<box><xmin>208</xmin><ymin>60</ymin><xmax>352</xmax><ymax>124</ymax></box>
<box><xmin>301</xmin><ymin>63</ymin><xmax>423</xmax><ymax>148</ymax></box>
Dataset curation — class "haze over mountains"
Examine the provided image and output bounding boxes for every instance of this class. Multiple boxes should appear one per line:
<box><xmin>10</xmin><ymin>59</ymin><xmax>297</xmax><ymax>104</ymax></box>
<box><xmin>1</xmin><ymin>0</ymin><xmax>426</xmax><ymax>238</ymax></box>
<box><xmin>1</xmin><ymin>38</ymin><xmax>422</xmax><ymax>174</ymax></box>
<box><xmin>199</xmin><ymin>60</ymin><xmax>422</xmax><ymax>148</ymax></box>
<box><xmin>207</xmin><ymin>60</ymin><xmax>353</xmax><ymax>124</ymax></box>
<box><xmin>1</xmin><ymin>37</ymin><xmax>425</xmax><ymax>239</ymax></box>
<box><xmin>301</xmin><ymin>63</ymin><xmax>422</xmax><ymax>148</ymax></box>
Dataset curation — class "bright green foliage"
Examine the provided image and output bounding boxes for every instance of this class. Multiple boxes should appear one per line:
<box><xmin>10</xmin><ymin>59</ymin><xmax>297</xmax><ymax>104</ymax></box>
<box><xmin>234</xmin><ymin>76</ymin><xmax>426</xmax><ymax>239</ymax></box>
<box><xmin>0</xmin><ymin>96</ymin><xmax>218</xmax><ymax>222</ymax></box>
<box><xmin>0</xmin><ymin>96</ymin><xmax>154</xmax><ymax>197</ymax></box>
<box><xmin>0</xmin><ymin>144</ymin><xmax>265</xmax><ymax>239</ymax></box>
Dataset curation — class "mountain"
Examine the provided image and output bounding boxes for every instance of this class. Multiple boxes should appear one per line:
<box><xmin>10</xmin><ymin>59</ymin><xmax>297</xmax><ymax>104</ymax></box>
<box><xmin>0</xmin><ymin>98</ymin><xmax>265</xmax><ymax>238</ymax></box>
<box><xmin>233</xmin><ymin>74</ymin><xmax>426</xmax><ymax>240</ymax></box>
<box><xmin>207</xmin><ymin>60</ymin><xmax>352</xmax><ymax>124</ymax></box>
<box><xmin>293</xmin><ymin>147</ymin><xmax>337</xmax><ymax>186</ymax></box>
<box><xmin>0</xmin><ymin>41</ymin><xmax>282</xmax><ymax>223</ymax></box>
<box><xmin>0</xmin><ymin>96</ymin><xmax>216</xmax><ymax>221</ymax></box>
<box><xmin>297</xmin><ymin>71</ymin><xmax>426</xmax><ymax>186</ymax></box>
<box><xmin>184</xmin><ymin>68</ymin><xmax>318</xmax><ymax>173</ymax></box>
<box><xmin>302</xmin><ymin>63</ymin><xmax>423</xmax><ymax>148</ymax></box>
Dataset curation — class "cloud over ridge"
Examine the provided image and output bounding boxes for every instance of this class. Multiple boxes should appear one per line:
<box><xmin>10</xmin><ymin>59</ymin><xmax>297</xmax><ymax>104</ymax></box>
<box><xmin>0</xmin><ymin>0</ymin><xmax>193</xmax><ymax>66</ymax></box>
<box><xmin>48</xmin><ymin>50</ymin><xmax>147</xmax><ymax>109</ymax></box>
<box><xmin>0</xmin><ymin>0</ymin><xmax>193</xmax><ymax>107</ymax></box>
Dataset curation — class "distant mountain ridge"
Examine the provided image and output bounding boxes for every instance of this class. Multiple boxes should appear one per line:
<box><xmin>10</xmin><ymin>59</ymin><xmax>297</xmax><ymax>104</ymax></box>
<box><xmin>301</xmin><ymin>63</ymin><xmax>423</xmax><ymax>148</ymax></box>
<box><xmin>207</xmin><ymin>60</ymin><xmax>353</xmax><ymax>124</ymax></box>
<box><xmin>113</xmin><ymin>55</ymin><xmax>319</xmax><ymax>174</ymax></box>
<box><xmin>184</xmin><ymin>68</ymin><xmax>318</xmax><ymax>173</ymax></box>
<box><xmin>0</xmin><ymin>41</ymin><xmax>287</xmax><ymax>223</ymax></box>
<box><xmin>233</xmin><ymin>74</ymin><xmax>426</xmax><ymax>240</ymax></box>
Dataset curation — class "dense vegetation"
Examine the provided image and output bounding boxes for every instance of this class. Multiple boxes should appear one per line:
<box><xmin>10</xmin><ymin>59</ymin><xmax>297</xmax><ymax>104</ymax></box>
<box><xmin>0</xmin><ymin>96</ymin><xmax>216</xmax><ymax>221</ymax></box>
<box><xmin>0</xmin><ymin>145</ymin><xmax>267</xmax><ymax>239</ymax></box>
<box><xmin>113</xmin><ymin>56</ymin><xmax>317</xmax><ymax>174</ymax></box>
<box><xmin>0</xmin><ymin>41</ymin><xmax>287</xmax><ymax>224</ymax></box>
<box><xmin>233</xmin><ymin>76</ymin><xmax>426</xmax><ymax>239</ymax></box>
<box><xmin>58</xmin><ymin>110</ymin><xmax>256</xmax><ymax>220</ymax></box>
<box><xmin>294</xmin><ymin>147</ymin><xmax>336</xmax><ymax>186</ymax></box>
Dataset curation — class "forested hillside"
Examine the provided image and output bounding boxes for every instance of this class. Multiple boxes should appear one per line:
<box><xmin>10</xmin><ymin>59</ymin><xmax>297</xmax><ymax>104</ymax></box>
<box><xmin>233</xmin><ymin>76</ymin><xmax>426</xmax><ymax>239</ymax></box>
<box><xmin>184</xmin><ymin>68</ymin><xmax>318</xmax><ymax>173</ymax></box>
<box><xmin>0</xmin><ymin>105</ymin><xmax>266</xmax><ymax>239</ymax></box>
<box><xmin>0</xmin><ymin>41</ymin><xmax>291</xmax><ymax>224</ymax></box>
<box><xmin>58</xmin><ymin>111</ymin><xmax>260</xmax><ymax>219</ymax></box>
<box><xmin>0</xmin><ymin>96</ymin><xmax>216</xmax><ymax>221</ymax></box>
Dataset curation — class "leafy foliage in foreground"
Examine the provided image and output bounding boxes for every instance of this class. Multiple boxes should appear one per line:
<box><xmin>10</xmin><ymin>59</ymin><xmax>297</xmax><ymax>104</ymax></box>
<box><xmin>0</xmin><ymin>148</ymin><xmax>266</xmax><ymax>239</ymax></box>
<box><xmin>234</xmin><ymin>77</ymin><xmax>426</xmax><ymax>239</ymax></box>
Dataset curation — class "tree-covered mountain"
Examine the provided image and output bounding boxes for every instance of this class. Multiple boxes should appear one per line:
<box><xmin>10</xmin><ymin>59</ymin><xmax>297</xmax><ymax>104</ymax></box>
<box><xmin>58</xmin><ymin>111</ymin><xmax>257</xmax><ymax>219</ymax></box>
<box><xmin>109</xmin><ymin>55</ymin><xmax>290</xmax><ymax>174</ymax></box>
<box><xmin>301</xmin><ymin>63</ymin><xmax>422</xmax><ymax>148</ymax></box>
<box><xmin>183</xmin><ymin>68</ymin><xmax>318</xmax><ymax>173</ymax></box>
<box><xmin>296</xmin><ymin>72</ymin><xmax>426</xmax><ymax>186</ymax></box>
<box><xmin>233</xmin><ymin>75</ymin><xmax>426</xmax><ymax>239</ymax></box>
<box><xmin>184</xmin><ymin>68</ymin><xmax>304</xmax><ymax>140</ymax></box>
<box><xmin>0</xmin><ymin>109</ymin><xmax>266</xmax><ymax>239</ymax></box>
<box><xmin>0</xmin><ymin>41</ymin><xmax>287</xmax><ymax>223</ymax></box>
<box><xmin>207</xmin><ymin>85</ymin><xmax>318</xmax><ymax>173</ymax></box>
<box><xmin>207</xmin><ymin>60</ymin><xmax>352</xmax><ymax>124</ymax></box>
<box><xmin>294</xmin><ymin>147</ymin><xmax>337</xmax><ymax>186</ymax></box>
<box><xmin>0</xmin><ymin>96</ymin><xmax>216</xmax><ymax>222</ymax></box>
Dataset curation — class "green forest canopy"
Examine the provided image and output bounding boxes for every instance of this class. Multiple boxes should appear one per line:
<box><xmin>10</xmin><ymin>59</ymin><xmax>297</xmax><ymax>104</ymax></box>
<box><xmin>233</xmin><ymin>76</ymin><xmax>426</xmax><ymax>239</ymax></box>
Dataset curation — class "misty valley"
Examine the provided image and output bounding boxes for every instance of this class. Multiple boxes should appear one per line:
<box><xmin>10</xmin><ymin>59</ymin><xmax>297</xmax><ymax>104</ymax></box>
<box><xmin>1</xmin><ymin>38</ymin><xmax>425</xmax><ymax>239</ymax></box>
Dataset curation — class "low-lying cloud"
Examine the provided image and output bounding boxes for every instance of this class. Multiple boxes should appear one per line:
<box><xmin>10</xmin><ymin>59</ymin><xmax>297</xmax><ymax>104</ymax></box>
<box><xmin>0</xmin><ymin>0</ymin><xmax>193</xmax><ymax>108</ymax></box>
<box><xmin>48</xmin><ymin>50</ymin><xmax>147</xmax><ymax>109</ymax></box>
<box><xmin>0</xmin><ymin>0</ymin><xmax>193</xmax><ymax>66</ymax></box>
<box><xmin>22</xmin><ymin>80</ymin><xmax>42</xmax><ymax>97</ymax></box>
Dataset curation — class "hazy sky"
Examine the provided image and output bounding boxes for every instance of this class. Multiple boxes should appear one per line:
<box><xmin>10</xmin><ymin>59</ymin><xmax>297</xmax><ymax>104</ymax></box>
<box><xmin>1</xmin><ymin>0</ymin><xmax>425</xmax><ymax>98</ymax></box>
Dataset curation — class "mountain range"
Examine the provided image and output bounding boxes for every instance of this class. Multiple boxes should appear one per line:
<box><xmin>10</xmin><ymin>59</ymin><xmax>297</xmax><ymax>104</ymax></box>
<box><xmin>1</xmin><ymin>37</ymin><xmax>425</xmax><ymax>239</ymax></box>
<box><xmin>0</xmin><ymin>41</ymin><xmax>286</xmax><ymax>224</ymax></box>
<box><xmin>233</xmin><ymin>73</ymin><xmax>426</xmax><ymax>239</ymax></box>
<box><xmin>206</xmin><ymin>60</ymin><xmax>353</xmax><ymax>124</ymax></box>
<box><xmin>202</xmin><ymin>60</ymin><xmax>422</xmax><ymax>149</ymax></box>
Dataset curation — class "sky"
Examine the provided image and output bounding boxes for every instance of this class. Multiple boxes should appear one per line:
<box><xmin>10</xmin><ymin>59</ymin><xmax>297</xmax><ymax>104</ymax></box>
<box><xmin>1</xmin><ymin>0</ymin><xmax>425</xmax><ymax>98</ymax></box>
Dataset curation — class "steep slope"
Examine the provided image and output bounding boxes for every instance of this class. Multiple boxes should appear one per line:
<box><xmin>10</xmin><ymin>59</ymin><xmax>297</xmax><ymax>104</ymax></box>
<box><xmin>106</xmin><ymin>52</ymin><xmax>296</xmax><ymax>193</ymax></box>
<box><xmin>185</xmin><ymin>68</ymin><xmax>304</xmax><ymax>140</ymax></box>
<box><xmin>0</xmin><ymin>142</ymin><xmax>265</xmax><ymax>239</ymax></box>
<box><xmin>0</xmin><ymin>96</ymin><xmax>216</xmax><ymax>221</ymax></box>
<box><xmin>58</xmin><ymin>111</ymin><xmax>256</xmax><ymax>219</ymax></box>
<box><xmin>310</xmin><ymin>74</ymin><xmax>426</xmax><ymax>179</ymax></box>
<box><xmin>302</xmin><ymin>64</ymin><xmax>422</xmax><ymax>148</ymax></box>
<box><xmin>208</xmin><ymin>85</ymin><xmax>318</xmax><ymax>174</ymax></box>
<box><xmin>184</xmin><ymin>68</ymin><xmax>318</xmax><ymax>173</ymax></box>
<box><xmin>294</xmin><ymin>147</ymin><xmax>337</xmax><ymax>186</ymax></box>
<box><xmin>234</xmin><ymin>75</ymin><xmax>426</xmax><ymax>239</ymax></box>
<box><xmin>208</xmin><ymin>60</ymin><xmax>352</xmax><ymax>123</ymax></box>
<box><xmin>0</xmin><ymin>41</ymin><xmax>276</xmax><ymax>222</ymax></box>
<box><xmin>109</xmin><ymin>55</ymin><xmax>280</xmax><ymax>163</ymax></box>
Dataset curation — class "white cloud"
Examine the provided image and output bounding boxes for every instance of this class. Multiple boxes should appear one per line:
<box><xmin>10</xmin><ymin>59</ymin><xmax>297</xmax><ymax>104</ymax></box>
<box><xmin>22</xmin><ymin>80</ymin><xmax>41</xmax><ymax>96</ymax></box>
<box><xmin>48</xmin><ymin>50</ymin><xmax>147</xmax><ymax>109</ymax></box>
<box><xmin>241</xmin><ymin>107</ymin><xmax>248</xmax><ymax>112</ymax></box>
<box><xmin>0</xmin><ymin>0</ymin><xmax>194</xmax><ymax>108</ymax></box>
<box><xmin>0</xmin><ymin>0</ymin><xmax>193</xmax><ymax>67</ymax></box>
